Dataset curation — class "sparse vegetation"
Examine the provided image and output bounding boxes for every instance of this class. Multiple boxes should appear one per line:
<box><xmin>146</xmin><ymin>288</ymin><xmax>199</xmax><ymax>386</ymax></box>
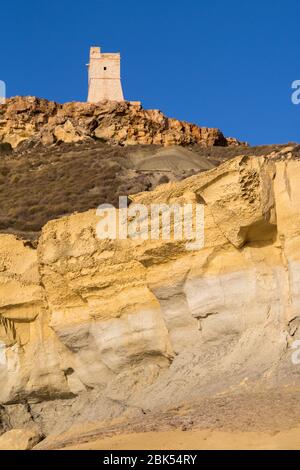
<box><xmin>0</xmin><ymin>141</ymin><xmax>155</xmax><ymax>238</ymax></box>
<box><xmin>0</xmin><ymin>140</ymin><xmax>295</xmax><ymax>239</ymax></box>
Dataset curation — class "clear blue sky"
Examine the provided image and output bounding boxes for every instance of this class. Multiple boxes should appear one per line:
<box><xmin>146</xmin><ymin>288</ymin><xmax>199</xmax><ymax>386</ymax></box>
<box><xmin>1</xmin><ymin>0</ymin><xmax>299</xmax><ymax>145</ymax></box>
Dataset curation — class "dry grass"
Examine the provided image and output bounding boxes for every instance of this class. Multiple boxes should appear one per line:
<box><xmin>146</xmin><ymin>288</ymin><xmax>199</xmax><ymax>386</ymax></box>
<box><xmin>0</xmin><ymin>141</ymin><xmax>153</xmax><ymax>238</ymax></box>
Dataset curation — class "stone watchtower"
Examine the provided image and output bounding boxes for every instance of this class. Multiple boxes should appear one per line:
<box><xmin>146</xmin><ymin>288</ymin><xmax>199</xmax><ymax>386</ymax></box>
<box><xmin>87</xmin><ymin>46</ymin><xmax>124</xmax><ymax>103</ymax></box>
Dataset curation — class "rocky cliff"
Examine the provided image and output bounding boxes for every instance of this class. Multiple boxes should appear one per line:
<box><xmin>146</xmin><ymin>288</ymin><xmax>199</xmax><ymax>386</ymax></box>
<box><xmin>1</xmin><ymin>152</ymin><xmax>300</xmax><ymax>446</ymax></box>
<box><xmin>0</xmin><ymin>97</ymin><xmax>243</xmax><ymax>149</ymax></box>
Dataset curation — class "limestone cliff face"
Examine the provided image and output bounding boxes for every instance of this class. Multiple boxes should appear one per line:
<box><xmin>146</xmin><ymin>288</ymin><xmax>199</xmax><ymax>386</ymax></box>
<box><xmin>0</xmin><ymin>155</ymin><xmax>300</xmax><ymax>417</ymax></box>
<box><xmin>0</xmin><ymin>97</ymin><xmax>242</xmax><ymax>149</ymax></box>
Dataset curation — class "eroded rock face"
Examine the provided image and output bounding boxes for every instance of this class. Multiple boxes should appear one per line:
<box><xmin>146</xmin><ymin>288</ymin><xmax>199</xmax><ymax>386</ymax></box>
<box><xmin>0</xmin><ymin>96</ymin><xmax>242</xmax><ymax>149</ymax></box>
<box><xmin>0</xmin><ymin>428</ymin><xmax>41</xmax><ymax>450</ymax></box>
<box><xmin>0</xmin><ymin>155</ymin><xmax>300</xmax><ymax>432</ymax></box>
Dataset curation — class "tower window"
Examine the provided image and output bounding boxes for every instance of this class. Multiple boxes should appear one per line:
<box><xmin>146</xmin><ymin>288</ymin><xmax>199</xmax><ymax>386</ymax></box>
<box><xmin>104</xmin><ymin>67</ymin><xmax>107</xmax><ymax>70</ymax></box>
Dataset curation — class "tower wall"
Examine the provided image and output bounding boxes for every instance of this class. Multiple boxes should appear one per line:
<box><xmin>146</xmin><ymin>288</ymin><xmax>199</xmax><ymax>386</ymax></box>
<box><xmin>87</xmin><ymin>47</ymin><xmax>124</xmax><ymax>103</ymax></box>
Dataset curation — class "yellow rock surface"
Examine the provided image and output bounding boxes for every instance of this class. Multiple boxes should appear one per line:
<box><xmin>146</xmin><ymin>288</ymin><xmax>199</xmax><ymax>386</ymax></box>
<box><xmin>0</xmin><ymin>154</ymin><xmax>299</xmax><ymax>416</ymax></box>
<box><xmin>0</xmin><ymin>429</ymin><xmax>41</xmax><ymax>450</ymax></box>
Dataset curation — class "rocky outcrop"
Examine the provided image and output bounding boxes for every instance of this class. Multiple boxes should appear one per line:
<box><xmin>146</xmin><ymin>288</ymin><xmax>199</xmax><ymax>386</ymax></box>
<box><xmin>0</xmin><ymin>429</ymin><xmax>41</xmax><ymax>450</ymax></box>
<box><xmin>0</xmin><ymin>154</ymin><xmax>300</xmax><ymax>437</ymax></box>
<box><xmin>0</xmin><ymin>97</ymin><xmax>243</xmax><ymax>149</ymax></box>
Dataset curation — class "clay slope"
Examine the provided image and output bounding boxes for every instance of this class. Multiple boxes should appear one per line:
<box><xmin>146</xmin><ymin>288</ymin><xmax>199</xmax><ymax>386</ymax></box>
<box><xmin>0</xmin><ymin>141</ymin><xmax>217</xmax><ymax>239</ymax></box>
<box><xmin>0</xmin><ymin>133</ymin><xmax>294</xmax><ymax>240</ymax></box>
<box><xmin>0</xmin><ymin>153</ymin><xmax>300</xmax><ymax>446</ymax></box>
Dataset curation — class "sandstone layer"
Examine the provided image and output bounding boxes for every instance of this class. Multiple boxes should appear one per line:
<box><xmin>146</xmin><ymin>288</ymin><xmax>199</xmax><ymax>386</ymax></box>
<box><xmin>0</xmin><ymin>97</ymin><xmax>243</xmax><ymax>149</ymax></box>
<box><xmin>0</xmin><ymin>153</ymin><xmax>300</xmax><ymax>444</ymax></box>
<box><xmin>0</xmin><ymin>428</ymin><xmax>41</xmax><ymax>450</ymax></box>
